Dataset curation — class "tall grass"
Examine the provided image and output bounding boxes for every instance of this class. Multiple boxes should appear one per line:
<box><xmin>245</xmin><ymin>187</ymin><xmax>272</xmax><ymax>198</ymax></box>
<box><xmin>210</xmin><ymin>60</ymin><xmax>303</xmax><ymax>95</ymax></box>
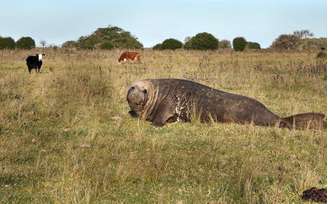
<box><xmin>0</xmin><ymin>49</ymin><xmax>326</xmax><ymax>203</ymax></box>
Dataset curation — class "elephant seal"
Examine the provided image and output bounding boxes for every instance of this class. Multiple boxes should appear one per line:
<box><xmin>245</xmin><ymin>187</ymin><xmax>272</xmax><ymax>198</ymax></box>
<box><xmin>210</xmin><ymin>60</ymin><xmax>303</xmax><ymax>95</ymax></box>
<box><xmin>127</xmin><ymin>78</ymin><xmax>326</xmax><ymax>129</ymax></box>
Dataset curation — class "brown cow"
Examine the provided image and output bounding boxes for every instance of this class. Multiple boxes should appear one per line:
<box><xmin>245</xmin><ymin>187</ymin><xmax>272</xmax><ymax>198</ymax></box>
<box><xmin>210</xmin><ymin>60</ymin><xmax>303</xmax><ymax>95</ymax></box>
<box><xmin>118</xmin><ymin>51</ymin><xmax>141</xmax><ymax>63</ymax></box>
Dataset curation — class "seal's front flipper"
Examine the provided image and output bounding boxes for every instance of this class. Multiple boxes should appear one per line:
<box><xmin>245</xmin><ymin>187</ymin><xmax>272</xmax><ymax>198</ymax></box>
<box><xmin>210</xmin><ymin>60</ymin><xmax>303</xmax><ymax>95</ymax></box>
<box><xmin>151</xmin><ymin>101</ymin><xmax>175</xmax><ymax>127</ymax></box>
<box><xmin>152</xmin><ymin>119</ymin><xmax>166</xmax><ymax>127</ymax></box>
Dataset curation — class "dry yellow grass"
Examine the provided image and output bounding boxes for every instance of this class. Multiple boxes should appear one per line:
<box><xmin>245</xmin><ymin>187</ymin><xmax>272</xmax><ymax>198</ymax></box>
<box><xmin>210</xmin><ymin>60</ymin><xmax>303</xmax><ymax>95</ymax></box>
<box><xmin>0</xmin><ymin>49</ymin><xmax>326</xmax><ymax>203</ymax></box>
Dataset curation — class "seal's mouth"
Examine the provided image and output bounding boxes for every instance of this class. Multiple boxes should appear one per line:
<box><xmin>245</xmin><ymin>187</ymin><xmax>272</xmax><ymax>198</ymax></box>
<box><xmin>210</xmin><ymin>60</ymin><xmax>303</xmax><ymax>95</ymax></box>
<box><xmin>128</xmin><ymin>110</ymin><xmax>139</xmax><ymax>118</ymax></box>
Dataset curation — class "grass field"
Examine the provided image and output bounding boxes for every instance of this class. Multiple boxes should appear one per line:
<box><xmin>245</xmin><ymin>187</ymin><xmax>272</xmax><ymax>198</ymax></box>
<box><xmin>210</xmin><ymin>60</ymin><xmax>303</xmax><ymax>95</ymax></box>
<box><xmin>0</xmin><ymin>49</ymin><xmax>326</xmax><ymax>203</ymax></box>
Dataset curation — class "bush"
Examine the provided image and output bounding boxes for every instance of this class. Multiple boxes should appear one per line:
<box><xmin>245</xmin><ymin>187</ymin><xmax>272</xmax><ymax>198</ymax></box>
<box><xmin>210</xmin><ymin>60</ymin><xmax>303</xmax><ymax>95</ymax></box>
<box><xmin>184</xmin><ymin>40</ymin><xmax>192</xmax><ymax>49</ymax></box>
<box><xmin>233</xmin><ymin>37</ymin><xmax>247</xmax><ymax>51</ymax></box>
<box><xmin>0</xmin><ymin>37</ymin><xmax>15</xmax><ymax>49</ymax></box>
<box><xmin>160</xmin><ymin>38</ymin><xmax>183</xmax><ymax>50</ymax></box>
<box><xmin>78</xmin><ymin>36</ymin><xmax>97</xmax><ymax>49</ymax></box>
<box><xmin>296</xmin><ymin>37</ymin><xmax>327</xmax><ymax>51</ymax></box>
<box><xmin>100</xmin><ymin>41</ymin><xmax>114</xmax><ymax>50</ymax></box>
<box><xmin>184</xmin><ymin>32</ymin><xmax>219</xmax><ymax>50</ymax></box>
<box><xmin>62</xmin><ymin>41</ymin><xmax>78</xmax><ymax>48</ymax></box>
<box><xmin>16</xmin><ymin>37</ymin><xmax>35</xmax><ymax>49</ymax></box>
<box><xmin>74</xmin><ymin>26</ymin><xmax>143</xmax><ymax>49</ymax></box>
<box><xmin>153</xmin><ymin>43</ymin><xmax>163</xmax><ymax>50</ymax></box>
<box><xmin>270</xmin><ymin>34</ymin><xmax>299</xmax><ymax>50</ymax></box>
<box><xmin>246</xmin><ymin>42</ymin><xmax>261</xmax><ymax>50</ymax></box>
<box><xmin>218</xmin><ymin>40</ymin><xmax>231</xmax><ymax>49</ymax></box>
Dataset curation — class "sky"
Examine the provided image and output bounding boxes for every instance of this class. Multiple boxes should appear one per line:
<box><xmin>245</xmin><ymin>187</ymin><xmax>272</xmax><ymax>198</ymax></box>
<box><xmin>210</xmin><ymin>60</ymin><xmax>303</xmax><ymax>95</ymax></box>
<box><xmin>0</xmin><ymin>0</ymin><xmax>326</xmax><ymax>48</ymax></box>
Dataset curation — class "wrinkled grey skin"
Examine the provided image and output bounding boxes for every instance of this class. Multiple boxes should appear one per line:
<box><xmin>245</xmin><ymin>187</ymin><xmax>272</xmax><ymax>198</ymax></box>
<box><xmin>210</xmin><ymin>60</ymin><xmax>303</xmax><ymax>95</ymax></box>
<box><xmin>127</xmin><ymin>79</ymin><xmax>326</xmax><ymax>129</ymax></box>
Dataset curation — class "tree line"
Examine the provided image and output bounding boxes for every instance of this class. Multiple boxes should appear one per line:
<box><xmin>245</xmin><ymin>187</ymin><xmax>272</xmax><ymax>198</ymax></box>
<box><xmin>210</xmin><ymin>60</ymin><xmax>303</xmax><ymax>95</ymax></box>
<box><xmin>151</xmin><ymin>29</ymin><xmax>325</xmax><ymax>51</ymax></box>
<box><xmin>0</xmin><ymin>36</ymin><xmax>36</xmax><ymax>49</ymax></box>
<box><xmin>0</xmin><ymin>27</ymin><xmax>325</xmax><ymax>51</ymax></box>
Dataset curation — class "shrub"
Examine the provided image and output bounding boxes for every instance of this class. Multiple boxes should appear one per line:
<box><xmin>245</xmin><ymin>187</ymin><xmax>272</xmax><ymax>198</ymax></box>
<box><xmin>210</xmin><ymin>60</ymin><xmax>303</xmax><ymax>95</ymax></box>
<box><xmin>62</xmin><ymin>41</ymin><xmax>78</xmax><ymax>48</ymax></box>
<box><xmin>100</xmin><ymin>41</ymin><xmax>114</xmax><ymax>50</ymax></box>
<box><xmin>0</xmin><ymin>37</ymin><xmax>15</xmax><ymax>49</ymax></box>
<box><xmin>153</xmin><ymin>43</ymin><xmax>163</xmax><ymax>50</ymax></box>
<box><xmin>184</xmin><ymin>40</ymin><xmax>192</xmax><ymax>49</ymax></box>
<box><xmin>218</xmin><ymin>40</ymin><xmax>231</xmax><ymax>49</ymax></box>
<box><xmin>246</xmin><ymin>42</ymin><xmax>261</xmax><ymax>50</ymax></box>
<box><xmin>75</xmin><ymin>26</ymin><xmax>143</xmax><ymax>49</ymax></box>
<box><xmin>16</xmin><ymin>37</ymin><xmax>36</xmax><ymax>49</ymax></box>
<box><xmin>296</xmin><ymin>37</ymin><xmax>327</xmax><ymax>51</ymax></box>
<box><xmin>160</xmin><ymin>38</ymin><xmax>183</xmax><ymax>50</ymax></box>
<box><xmin>233</xmin><ymin>37</ymin><xmax>247</xmax><ymax>51</ymax></box>
<box><xmin>184</xmin><ymin>32</ymin><xmax>219</xmax><ymax>50</ymax></box>
<box><xmin>270</xmin><ymin>34</ymin><xmax>299</xmax><ymax>50</ymax></box>
<box><xmin>78</xmin><ymin>36</ymin><xmax>97</xmax><ymax>49</ymax></box>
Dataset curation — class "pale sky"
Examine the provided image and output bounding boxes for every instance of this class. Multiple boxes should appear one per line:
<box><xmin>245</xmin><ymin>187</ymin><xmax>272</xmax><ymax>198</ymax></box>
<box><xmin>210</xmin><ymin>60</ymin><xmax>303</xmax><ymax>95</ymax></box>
<box><xmin>0</xmin><ymin>0</ymin><xmax>326</xmax><ymax>48</ymax></box>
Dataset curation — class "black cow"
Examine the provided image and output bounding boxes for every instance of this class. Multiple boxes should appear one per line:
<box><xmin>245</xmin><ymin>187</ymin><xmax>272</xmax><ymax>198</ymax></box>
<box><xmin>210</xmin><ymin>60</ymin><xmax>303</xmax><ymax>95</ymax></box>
<box><xmin>26</xmin><ymin>53</ymin><xmax>45</xmax><ymax>73</ymax></box>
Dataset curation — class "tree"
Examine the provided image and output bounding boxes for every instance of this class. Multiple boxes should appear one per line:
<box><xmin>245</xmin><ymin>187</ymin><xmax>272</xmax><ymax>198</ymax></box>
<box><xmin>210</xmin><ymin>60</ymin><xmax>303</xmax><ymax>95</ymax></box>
<box><xmin>184</xmin><ymin>40</ymin><xmax>193</xmax><ymax>49</ymax></box>
<box><xmin>233</xmin><ymin>37</ymin><xmax>247</xmax><ymax>51</ymax></box>
<box><xmin>270</xmin><ymin>34</ymin><xmax>299</xmax><ymax>50</ymax></box>
<box><xmin>100</xmin><ymin>41</ymin><xmax>114</xmax><ymax>50</ymax></box>
<box><xmin>0</xmin><ymin>37</ymin><xmax>15</xmax><ymax>49</ymax></box>
<box><xmin>16</xmin><ymin>37</ymin><xmax>36</xmax><ymax>49</ymax></box>
<box><xmin>293</xmin><ymin>30</ymin><xmax>314</xmax><ymax>39</ymax></box>
<box><xmin>246</xmin><ymin>42</ymin><xmax>261</xmax><ymax>50</ymax></box>
<box><xmin>62</xmin><ymin>40</ymin><xmax>78</xmax><ymax>48</ymax></box>
<box><xmin>296</xmin><ymin>37</ymin><xmax>327</xmax><ymax>51</ymax></box>
<box><xmin>153</xmin><ymin>43</ymin><xmax>163</xmax><ymax>50</ymax></box>
<box><xmin>184</xmin><ymin>36</ymin><xmax>191</xmax><ymax>43</ymax></box>
<box><xmin>75</xmin><ymin>26</ymin><xmax>143</xmax><ymax>49</ymax></box>
<box><xmin>184</xmin><ymin>32</ymin><xmax>219</xmax><ymax>50</ymax></box>
<box><xmin>78</xmin><ymin>36</ymin><xmax>98</xmax><ymax>49</ymax></box>
<box><xmin>160</xmin><ymin>38</ymin><xmax>183</xmax><ymax>50</ymax></box>
<box><xmin>218</xmin><ymin>39</ymin><xmax>231</xmax><ymax>49</ymax></box>
<box><xmin>40</xmin><ymin>40</ymin><xmax>46</xmax><ymax>48</ymax></box>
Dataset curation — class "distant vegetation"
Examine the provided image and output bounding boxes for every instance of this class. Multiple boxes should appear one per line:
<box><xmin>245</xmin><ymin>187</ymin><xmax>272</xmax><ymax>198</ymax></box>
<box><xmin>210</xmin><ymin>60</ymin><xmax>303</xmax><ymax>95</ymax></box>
<box><xmin>271</xmin><ymin>29</ymin><xmax>326</xmax><ymax>51</ymax></box>
<box><xmin>246</xmin><ymin>41</ymin><xmax>261</xmax><ymax>50</ymax></box>
<box><xmin>0</xmin><ymin>28</ymin><xmax>325</xmax><ymax>52</ymax></box>
<box><xmin>297</xmin><ymin>37</ymin><xmax>327</xmax><ymax>51</ymax></box>
<box><xmin>152</xmin><ymin>38</ymin><xmax>183</xmax><ymax>50</ymax></box>
<box><xmin>61</xmin><ymin>40</ymin><xmax>78</xmax><ymax>49</ymax></box>
<box><xmin>233</xmin><ymin>37</ymin><xmax>248</xmax><ymax>51</ymax></box>
<box><xmin>218</xmin><ymin>39</ymin><xmax>232</xmax><ymax>49</ymax></box>
<box><xmin>62</xmin><ymin>26</ymin><xmax>143</xmax><ymax>49</ymax></box>
<box><xmin>184</xmin><ymin>32</ymin><xmax>219</xmax><ymax>50</ymax></box>
<box><xmin>0</xmin><ymin>37</ymin><xmax>15</xmax><ymax>49</ymax></box>
<box><xmin>232</xmin><ymin>37</ymin><xmax>262</xmax><ymax>51</ymax></box>
<box><xmin>99</xmin><ymin>41</ymin><xmax>114</xmax><ymax>50</ymax></box>
<box><xmin>16</xmin><ymin>37</ymin><xmax>36</xmax><ymax>49</ymax></box>
<box><xmin>153</xmin><ymin>43</ymin><xmax>163</xmax><ymax>50</ymax></box>
<box><xmin>0</xmin><ymin>36</ymin><xmax>36</xmax><ymax>50</ymax></box>
<box><xmin>271</xmin><ymin>34</ymin><xmax>301</xmax><ymax>50</ymax></box>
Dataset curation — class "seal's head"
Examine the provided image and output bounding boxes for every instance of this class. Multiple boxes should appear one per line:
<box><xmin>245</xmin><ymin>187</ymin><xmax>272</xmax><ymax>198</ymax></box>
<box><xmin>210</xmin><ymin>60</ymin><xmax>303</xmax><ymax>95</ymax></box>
<box><xmin>127</xmin><ymin>85</ymin><xmax>148</xmax><ymax>117</ymax></box>
<box><xmin>127</xmin><ymin>80</ymin><xmax>158</xmax><ymax>119</ymax></box>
